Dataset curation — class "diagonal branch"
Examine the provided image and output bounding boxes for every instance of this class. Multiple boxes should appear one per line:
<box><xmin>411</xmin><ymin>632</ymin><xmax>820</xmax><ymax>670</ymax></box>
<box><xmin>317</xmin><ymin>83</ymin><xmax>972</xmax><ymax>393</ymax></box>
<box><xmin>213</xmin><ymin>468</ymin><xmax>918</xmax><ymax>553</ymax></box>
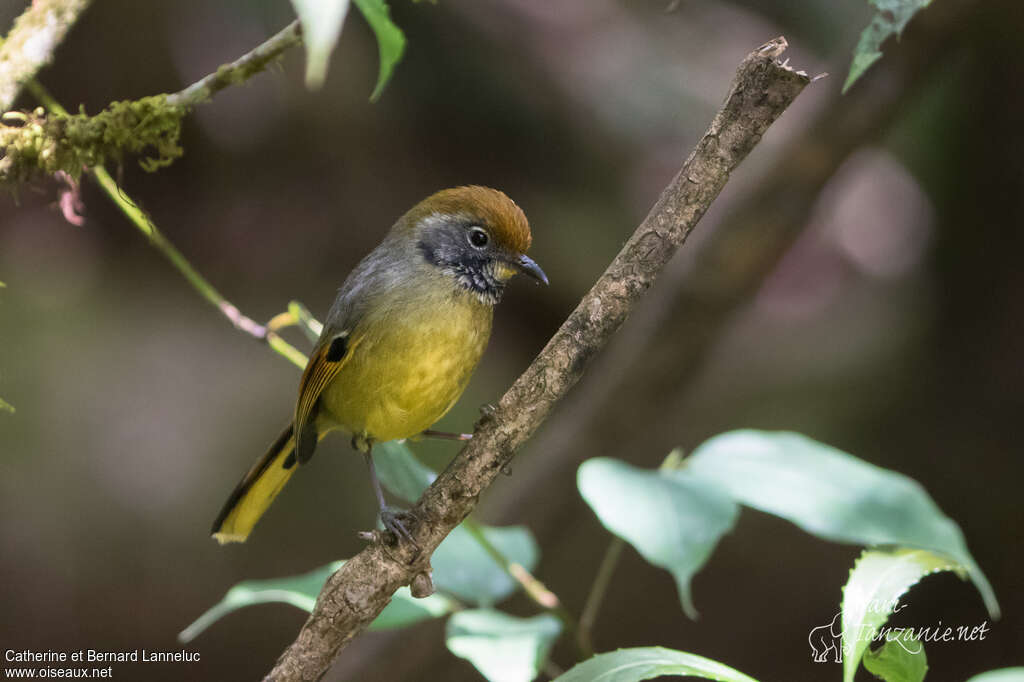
<box><xmin>0</xmin><ymin>0</ymin><xmax>92</xmax><ymax>111</ymax></box>
<box><xmin>265</xmin><ymin>37</ymin><xmax>814</xmax><ymax>681</ymax></box>
<box><xmin>165</xmin><ymin>20</ymin><xmax>301</xmax><ymax>108</ymax></box>
<box><xmin>490</xmin><ymin>0</ymin><xmax>982</xmax><ymax>533</ymax></box>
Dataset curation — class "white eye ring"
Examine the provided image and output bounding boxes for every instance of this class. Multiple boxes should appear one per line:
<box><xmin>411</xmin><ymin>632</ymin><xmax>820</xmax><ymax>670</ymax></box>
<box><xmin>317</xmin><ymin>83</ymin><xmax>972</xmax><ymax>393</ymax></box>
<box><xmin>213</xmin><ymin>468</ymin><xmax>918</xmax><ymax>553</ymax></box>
<box><xmin>468</xmin><ymin>226</ymin><xmax>489</xmax><ymax>249</ymax></box>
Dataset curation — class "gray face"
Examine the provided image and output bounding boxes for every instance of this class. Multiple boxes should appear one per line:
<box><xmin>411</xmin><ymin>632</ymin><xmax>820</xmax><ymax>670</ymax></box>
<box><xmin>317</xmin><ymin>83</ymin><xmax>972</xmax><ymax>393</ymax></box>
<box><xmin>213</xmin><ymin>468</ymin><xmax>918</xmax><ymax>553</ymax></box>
<box><xmin>416</xmin><ymin>212</ymin><xmax>510</xmax><ymax>304</ymax></box>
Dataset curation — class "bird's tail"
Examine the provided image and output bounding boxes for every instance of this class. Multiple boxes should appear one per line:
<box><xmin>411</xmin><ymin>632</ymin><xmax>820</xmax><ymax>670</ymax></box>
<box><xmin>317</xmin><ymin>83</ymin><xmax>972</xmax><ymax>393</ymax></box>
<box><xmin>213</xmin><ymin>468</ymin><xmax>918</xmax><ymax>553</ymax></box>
<box><xmin>211</xmin><ymin>424</ymin><xmax>299</xmax><ymax>544</ymax></box>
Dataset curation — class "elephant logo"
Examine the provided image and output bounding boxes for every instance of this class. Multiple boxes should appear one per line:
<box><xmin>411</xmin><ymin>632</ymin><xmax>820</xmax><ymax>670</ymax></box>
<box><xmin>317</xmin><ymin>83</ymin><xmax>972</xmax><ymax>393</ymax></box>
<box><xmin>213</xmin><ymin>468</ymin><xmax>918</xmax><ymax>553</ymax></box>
<box><xmin>809</xmin><ymin>612</ymin><xmax>844</xmax><ymax>663</ymax></box>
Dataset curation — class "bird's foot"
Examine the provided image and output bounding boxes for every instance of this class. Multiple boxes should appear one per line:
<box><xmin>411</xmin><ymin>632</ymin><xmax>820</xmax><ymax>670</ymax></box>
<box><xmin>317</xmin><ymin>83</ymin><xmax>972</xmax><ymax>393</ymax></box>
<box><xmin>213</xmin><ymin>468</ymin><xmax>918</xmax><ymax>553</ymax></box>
<box><xmin>476</xmin><ymin>403</ymin><xmax>498</xmax><ymax>429</ymax></box>
<box><xmin>380</xmin><ymin>506</ymin><xmax>419</xmax><ymax>550</ymax></box>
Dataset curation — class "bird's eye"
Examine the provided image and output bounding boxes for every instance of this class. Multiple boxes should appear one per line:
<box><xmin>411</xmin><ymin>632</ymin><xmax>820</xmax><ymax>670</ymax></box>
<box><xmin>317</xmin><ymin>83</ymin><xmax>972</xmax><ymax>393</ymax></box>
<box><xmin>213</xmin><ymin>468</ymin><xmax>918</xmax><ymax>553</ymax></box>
<box><xmin>468</xmin><ymin>227</ymin><xmax>489</xmax><ymax>249</ymax></box>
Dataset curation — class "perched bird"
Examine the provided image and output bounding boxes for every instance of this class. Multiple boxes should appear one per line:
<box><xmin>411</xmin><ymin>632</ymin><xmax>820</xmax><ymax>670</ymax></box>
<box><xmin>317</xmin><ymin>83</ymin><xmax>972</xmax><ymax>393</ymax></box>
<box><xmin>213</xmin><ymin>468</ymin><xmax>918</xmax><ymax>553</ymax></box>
<box><xmin>211</xmin><ymin>186</ymin><xmax>547</xmax><ymax>545</ymax></box>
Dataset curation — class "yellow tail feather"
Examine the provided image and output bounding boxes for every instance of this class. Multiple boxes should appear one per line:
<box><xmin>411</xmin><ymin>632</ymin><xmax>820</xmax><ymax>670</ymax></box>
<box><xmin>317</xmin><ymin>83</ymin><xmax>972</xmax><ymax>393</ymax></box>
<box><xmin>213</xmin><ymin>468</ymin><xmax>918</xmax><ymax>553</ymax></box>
<box><xmin>211</xmin><ymin>425</ymin><xmax>298</xmax><ymax>544</ymax></box>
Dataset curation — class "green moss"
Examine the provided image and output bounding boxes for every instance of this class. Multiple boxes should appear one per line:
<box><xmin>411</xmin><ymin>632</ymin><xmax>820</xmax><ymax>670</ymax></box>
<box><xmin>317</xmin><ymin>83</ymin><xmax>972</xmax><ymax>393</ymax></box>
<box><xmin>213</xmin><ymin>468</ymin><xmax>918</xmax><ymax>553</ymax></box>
<box><xmin>0</xmin><ymin>95</ymin><xmax>187</xmax><ymax>186</ymax></box>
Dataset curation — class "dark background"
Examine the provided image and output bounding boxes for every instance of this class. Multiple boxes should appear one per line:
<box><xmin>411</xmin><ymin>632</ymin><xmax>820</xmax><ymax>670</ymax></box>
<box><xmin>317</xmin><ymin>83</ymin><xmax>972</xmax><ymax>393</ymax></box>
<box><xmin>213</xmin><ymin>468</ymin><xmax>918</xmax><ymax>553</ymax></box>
<box><xmin>1</xmin><ymin>0</ymin><xmax>1021</xmax><ymax>680</ymax></box>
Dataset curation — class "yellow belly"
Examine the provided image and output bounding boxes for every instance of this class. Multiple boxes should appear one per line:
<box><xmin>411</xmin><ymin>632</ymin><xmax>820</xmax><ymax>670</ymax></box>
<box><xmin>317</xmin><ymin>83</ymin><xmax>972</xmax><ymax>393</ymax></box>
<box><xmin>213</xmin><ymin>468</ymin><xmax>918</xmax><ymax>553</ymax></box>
<box><xmin>318</xmin><ymin>295</ymin><xmax>492</xmax><ymax>443</ymax></box>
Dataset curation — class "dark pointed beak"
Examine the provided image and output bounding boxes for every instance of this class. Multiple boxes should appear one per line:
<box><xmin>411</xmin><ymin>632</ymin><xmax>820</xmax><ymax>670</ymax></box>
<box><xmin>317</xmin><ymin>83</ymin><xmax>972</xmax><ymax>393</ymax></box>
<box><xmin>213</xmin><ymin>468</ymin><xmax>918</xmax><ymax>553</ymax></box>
<box><xmin>515</xmin><ymin>254</ymin><xmax>548</xmax><ymax>286</ymax></box>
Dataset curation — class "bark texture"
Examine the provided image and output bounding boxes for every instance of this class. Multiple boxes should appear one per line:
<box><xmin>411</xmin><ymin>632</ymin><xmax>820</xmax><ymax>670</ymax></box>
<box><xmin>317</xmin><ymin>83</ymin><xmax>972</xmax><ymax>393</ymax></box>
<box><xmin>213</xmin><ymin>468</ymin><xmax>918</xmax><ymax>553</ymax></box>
<box><xmin>265</xmin><ymin>37</ymin><xmax>812</xmax><ymax>682</ymax></box>
<box><xmin>491</xmin><ymin>0</ymin><xmax>983</xmax><ymax>527</ymax></box>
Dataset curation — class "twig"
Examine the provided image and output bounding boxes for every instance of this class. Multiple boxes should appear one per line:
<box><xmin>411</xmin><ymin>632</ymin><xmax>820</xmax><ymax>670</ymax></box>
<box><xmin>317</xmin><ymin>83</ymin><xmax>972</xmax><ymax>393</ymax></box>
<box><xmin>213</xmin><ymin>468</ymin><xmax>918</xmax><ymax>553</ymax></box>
<box><xmin>265</xmin><ymin>37</ymin><xmax>812</xmax><ymax>681</ymax></box>
<box><xmin>3</xmin><ymin>20</ymin><xmax>302</xmax><ymax>185</ymax></box>
<box><xmin>7</xmin><ymin>17</ymin><xmax>303</xmax><ymax>324</ymax></box>
<box><xmin>288</xmin><ymin>301</ymin><xmax>324</xmax><ymax>343</ymax></box>
<box><xmin>165</xmin><ymin>21</ymin><xmax>301</xmax><ymax>109</ymax></box>
<box><xmin>577</xmin><ymin>537</ymin><xmax>625</xmax><ymax>655</ymax></box>
<box><xmin>26</xmin><ymin>72</ymin><xmax>311</xmax><ymax>368</ymax></box>
<box><xmin>87</xmin><ymin>157</ymin><xmax>308</xmax><ymax>368</ymax></box>
<box><xmin>15</xmin><ymin>18</ymin><xmax>308</xmax><ymax>364</ymax></box>
<box><xmin>0</xmin><ymin>0</ymin><xmax>92</xmax><ymax>419</ymax></box>
<box><xmin>577</xmin><ymin>449</ymin><xmax>682</xmax><ymax>653</ymax></box>
<box><xmin>462</xmin><ymin>518</ymin><xmax>587</xmax><ymax>658</ymax></box>
<box><xmin>0</xmin><ymin>0</ymin><xmax>92</xmax><ymax>111</ymax></box>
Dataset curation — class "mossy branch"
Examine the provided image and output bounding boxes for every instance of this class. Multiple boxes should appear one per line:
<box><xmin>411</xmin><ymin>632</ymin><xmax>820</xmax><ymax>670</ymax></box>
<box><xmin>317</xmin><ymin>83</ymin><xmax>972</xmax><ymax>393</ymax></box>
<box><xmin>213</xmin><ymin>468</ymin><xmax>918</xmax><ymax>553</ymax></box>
<box><xmin>0</xmin><ymin>0</ymin><xmax>93</xmax><ymax>111</ymax></box>
<box><xmin>1</xmin><ymin>94</ymin><xmax>186</xmax><ymax>184</ymax></box>
<box><xmin>25</xmin><ymin>79</ymin><xmax>308</xmax><ymax>370</ymax></box>
<box><xmin>12</xmin><ymin>20</ymin><xmax>305</xmax><ymax>362</ymax></box>
<box><xmin>1</xmin><ymin>20</ymin><xmax>301</xmax><ymax>187</ymax></box>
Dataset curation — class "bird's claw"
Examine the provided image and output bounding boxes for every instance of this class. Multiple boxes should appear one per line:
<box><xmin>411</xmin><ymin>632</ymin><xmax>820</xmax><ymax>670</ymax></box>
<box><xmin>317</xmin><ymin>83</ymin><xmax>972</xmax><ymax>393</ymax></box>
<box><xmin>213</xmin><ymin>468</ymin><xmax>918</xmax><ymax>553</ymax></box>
<box><xmin>380</xmin><ymin>506</ymin><xmax>419</xmax><ymax>550</ymax></box>
<box><xmin>476</xmin><ymin>403</ymin><xmax>498</xmax><ymax>429</ymax></box>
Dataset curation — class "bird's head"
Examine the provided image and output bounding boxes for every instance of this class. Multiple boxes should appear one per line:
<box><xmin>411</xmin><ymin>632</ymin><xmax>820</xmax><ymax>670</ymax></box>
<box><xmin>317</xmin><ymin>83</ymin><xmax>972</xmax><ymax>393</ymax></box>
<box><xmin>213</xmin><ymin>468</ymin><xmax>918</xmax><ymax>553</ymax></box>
<box><xmin>401</xmin><ymin>186</ymin><xmax>547</xmax><ymax>304</ymax></box>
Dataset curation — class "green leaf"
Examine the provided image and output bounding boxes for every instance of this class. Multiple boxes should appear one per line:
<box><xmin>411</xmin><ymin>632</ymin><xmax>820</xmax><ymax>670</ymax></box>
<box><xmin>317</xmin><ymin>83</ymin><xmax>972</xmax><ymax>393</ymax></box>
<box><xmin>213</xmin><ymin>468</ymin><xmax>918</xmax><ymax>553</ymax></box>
<box><xmin>684</xmin><ymin>430</ymin><xmax>999</xmax><ymax>618</ymax></box>
<box><xmin>0</xmin><ymin>396</ymin><xmax>14</xmax><ymax>414</ymax></box>
<box><xmin>966</xmin><ymin>670</ymin><xmax>1024</xmax><ymax>682</ymax></box>
<box><xmin>374</xmin><ymin>441</ymin><xmax>436</xmax><ymax>503</ymax></box>
<box><xmin>552</xmin><ymin>647</ymin><xmax>760</xmax><ymax>682</ymax></box>
<box><xmin>445</xmin><ymin>609</ymin><xmax>562</xmax><ymax>682</ymax></box>
<box><xmin>352</xmin><ymin>0</ymin><xmax>406</xmax><ymax>101</ymax></box>
<box><xmin>179</xmin><ymin>561</ymin><xmax>341</xmax><ymax>642</ymax></box>
<box><xmin>843</xmin><ymin>0</ymin><xmax>933</xmax><ymax>92</ymax></box>
<box><xmin>842</xmin><ymin>548</ymin><xmax>961</xmax><ymax>682</ymax></box>
<box><xmin>862</xmin><ymin>633</ymin><xmax>928</xmax><ymax>682</ymax></box>
<box><xmin>290</xmin><ymin>0</ymin><xmax>352</xmax><ymax>89</ymax></box>
<box><xmin>433</xmin><ymin>523</ymin><xmax>538</xmax><ymax>606</ymax></box>
<box><xmin>178</xmin><ymin>560</ymin><xmax>453</xmax><ymax>642</ymax></box>
<box><xmin>577</xmin><ymin>457</ymin><xmax>738</xmax><ymax>618</ymax></box>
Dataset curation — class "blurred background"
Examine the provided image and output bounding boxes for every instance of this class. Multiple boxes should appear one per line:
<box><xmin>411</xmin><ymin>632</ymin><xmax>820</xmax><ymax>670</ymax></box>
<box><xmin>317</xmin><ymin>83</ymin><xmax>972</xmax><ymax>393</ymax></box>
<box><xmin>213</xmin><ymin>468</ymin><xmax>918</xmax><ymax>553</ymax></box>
<box><xmin>1</xmin><ymin>0</ymin><xmax>1021</xmax><ymax>679</ymax></box>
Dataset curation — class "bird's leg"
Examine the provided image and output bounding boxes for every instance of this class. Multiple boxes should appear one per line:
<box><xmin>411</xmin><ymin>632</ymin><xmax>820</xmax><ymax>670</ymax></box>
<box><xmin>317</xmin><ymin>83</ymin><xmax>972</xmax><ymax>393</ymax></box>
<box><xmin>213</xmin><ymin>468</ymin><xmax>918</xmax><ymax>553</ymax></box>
<box><xmin>420</xmin><ymin>429</ymin><xmax>473</xmax><ymax>441</ymax></box>
<box><xmin>362</xmin><ymin>447</ymin><xmax>418</xmax><ymax>549</ymax></box>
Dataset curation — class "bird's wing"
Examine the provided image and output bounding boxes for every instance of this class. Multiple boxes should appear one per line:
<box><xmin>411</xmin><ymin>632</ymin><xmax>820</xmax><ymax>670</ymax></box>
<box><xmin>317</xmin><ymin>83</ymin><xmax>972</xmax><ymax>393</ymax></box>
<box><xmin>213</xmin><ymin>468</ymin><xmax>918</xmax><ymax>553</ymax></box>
<box><xmin>292</xmin><ymin>239</ymin><xmax>393</xmax><ymax>462</ymax></box>
<box><xmin>293</xmin><ymin>331</ymin><xmax>359</xmax><ymax>463</ymax></box>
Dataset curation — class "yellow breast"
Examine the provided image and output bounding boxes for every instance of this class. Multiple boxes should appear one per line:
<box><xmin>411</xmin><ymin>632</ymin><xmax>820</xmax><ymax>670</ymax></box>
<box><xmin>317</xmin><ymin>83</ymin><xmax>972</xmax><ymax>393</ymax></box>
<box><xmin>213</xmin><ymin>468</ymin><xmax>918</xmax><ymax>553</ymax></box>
<box><xmin>318</xmin><ymin>291</ymin><xmax>493</xmax><ymax>443</ymax></box>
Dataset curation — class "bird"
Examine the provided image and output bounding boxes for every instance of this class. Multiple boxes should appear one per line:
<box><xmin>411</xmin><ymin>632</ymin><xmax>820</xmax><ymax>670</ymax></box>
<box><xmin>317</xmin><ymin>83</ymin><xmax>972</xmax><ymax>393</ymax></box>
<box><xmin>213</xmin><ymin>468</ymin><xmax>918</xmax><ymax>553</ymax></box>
<box><xmin>211</xmin><ymin>186</ymin><xmax>547</xmax><ymax>545</ymax></box>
